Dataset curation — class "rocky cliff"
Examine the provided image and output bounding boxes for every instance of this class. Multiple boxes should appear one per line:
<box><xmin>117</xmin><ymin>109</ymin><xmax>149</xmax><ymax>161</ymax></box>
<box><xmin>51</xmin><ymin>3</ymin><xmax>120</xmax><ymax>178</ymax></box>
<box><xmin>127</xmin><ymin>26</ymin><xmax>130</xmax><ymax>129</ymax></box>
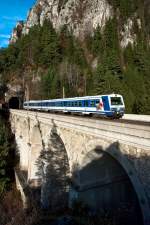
<box><xmin>10</xmin><ymin>0</ymin><xmax>141</xmax><ymax>48</ymax></box>
<box><xmin>22</xmin><ymin>0</ymin><xmax>112</xmax><ymax>37</ymax></box>
<box><xmin>9</xmin><ymin>21</ymin><xmax>24</xmax><ymax>44</ymax></box>
<box><xmin>10</xmin><ymin>0</ymin><xmax>141</xmax><ymax>47</ymax></box>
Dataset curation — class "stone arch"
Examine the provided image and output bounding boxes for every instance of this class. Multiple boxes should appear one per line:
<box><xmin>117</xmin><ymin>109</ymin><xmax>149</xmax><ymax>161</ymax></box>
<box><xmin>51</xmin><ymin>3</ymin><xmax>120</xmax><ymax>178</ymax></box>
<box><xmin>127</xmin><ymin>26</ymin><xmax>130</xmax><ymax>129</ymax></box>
<box><xmin>40</xmin><ymin>121</ymin><xmax>70</xmax><ymax>209</ymax></box>
<box><xmin>71</xmin><ymin>142</ymin><xmax>150</xmax><ymax>225</ymax></box>
<box><xmin>105</xmin><ymin>143</ymin><xmax>150</xmax><ymax>225</ymax></box>
<box><xmin>28</xmin><ymin>125</ymin><xmax>43</xmax><ymax>186</ymax></box>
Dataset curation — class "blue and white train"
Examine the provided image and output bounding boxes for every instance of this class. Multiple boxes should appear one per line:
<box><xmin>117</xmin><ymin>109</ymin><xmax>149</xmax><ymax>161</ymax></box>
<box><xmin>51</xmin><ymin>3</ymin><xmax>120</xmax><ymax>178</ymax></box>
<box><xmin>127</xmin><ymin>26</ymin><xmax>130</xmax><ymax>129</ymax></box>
<box><xmin>23</xmin><ymin>94</ymin><xmax>125</xmax><ymax>118</ymax></box>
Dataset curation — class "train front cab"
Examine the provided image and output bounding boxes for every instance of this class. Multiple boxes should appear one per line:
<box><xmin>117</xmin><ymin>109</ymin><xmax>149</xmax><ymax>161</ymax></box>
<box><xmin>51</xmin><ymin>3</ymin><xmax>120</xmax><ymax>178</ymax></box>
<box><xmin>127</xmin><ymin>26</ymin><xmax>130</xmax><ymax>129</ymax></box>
<box><xmin>104</xmin><ymin>94</ymin><xmax>125</xmax><ymax>119</ymax></box>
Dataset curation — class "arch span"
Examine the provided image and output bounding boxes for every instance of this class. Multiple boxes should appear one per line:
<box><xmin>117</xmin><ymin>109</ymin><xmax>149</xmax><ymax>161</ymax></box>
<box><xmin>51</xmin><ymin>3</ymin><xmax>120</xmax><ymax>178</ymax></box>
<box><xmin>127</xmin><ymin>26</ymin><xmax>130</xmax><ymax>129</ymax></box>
<box><xmin>71</xmin><ymin>142</ymin><xmax>149</xmax><ymax>225</ymax></box>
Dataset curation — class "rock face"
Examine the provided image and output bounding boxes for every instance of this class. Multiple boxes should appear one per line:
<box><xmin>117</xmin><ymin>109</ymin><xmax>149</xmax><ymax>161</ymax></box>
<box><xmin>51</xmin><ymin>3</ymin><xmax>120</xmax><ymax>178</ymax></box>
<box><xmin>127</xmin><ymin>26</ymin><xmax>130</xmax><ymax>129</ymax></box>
<box><xmin>10</xmin><ymin>0</ymin><xmax>139</xmax><ymax>47</ymax></box>
<box><xmin>10</xmin><ymin>0</ymin><xmax>113</xmax><ymax>41</ymax></box>
<box><xmin>9</xmin><ymin>21</ymin><xmax>24</xmax><ymax>44</ymax></box>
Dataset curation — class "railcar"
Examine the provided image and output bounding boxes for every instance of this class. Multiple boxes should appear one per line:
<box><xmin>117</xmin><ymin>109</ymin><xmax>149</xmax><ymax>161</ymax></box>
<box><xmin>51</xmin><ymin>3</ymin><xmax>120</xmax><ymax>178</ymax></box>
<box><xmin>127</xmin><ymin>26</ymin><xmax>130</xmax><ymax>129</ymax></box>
<box><xmin>23</xmin><ymin>94</ymin><xmax>125</xmax><ymax>118</ymax></box>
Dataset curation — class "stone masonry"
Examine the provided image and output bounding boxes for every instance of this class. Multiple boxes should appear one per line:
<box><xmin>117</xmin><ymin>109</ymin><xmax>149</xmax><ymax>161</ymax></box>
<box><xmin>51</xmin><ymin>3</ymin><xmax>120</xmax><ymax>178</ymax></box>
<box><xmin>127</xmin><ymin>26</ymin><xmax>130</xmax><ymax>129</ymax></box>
<box><xmin>10</xmin><ymin>109</ymin><xmax>150</xmax><ymax>225</ymax></box>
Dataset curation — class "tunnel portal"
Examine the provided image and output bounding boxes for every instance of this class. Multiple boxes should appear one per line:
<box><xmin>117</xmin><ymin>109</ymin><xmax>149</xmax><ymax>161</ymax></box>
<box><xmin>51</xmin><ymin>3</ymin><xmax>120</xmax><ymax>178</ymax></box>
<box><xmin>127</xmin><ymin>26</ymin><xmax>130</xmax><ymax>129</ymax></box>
<box><xmin>9</xmin><ymin>97</ymin><xmax>20</xmax><ymax>109</ymax></box>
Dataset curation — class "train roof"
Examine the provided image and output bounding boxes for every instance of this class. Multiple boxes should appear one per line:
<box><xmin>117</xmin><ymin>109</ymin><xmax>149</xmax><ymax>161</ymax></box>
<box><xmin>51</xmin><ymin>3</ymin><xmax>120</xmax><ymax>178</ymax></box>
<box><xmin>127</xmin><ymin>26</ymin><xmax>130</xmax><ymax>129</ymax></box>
<box><xmin>24</xmin><ymin>94</ymin><xmax>123</xmax><ymax>103</ymax></box>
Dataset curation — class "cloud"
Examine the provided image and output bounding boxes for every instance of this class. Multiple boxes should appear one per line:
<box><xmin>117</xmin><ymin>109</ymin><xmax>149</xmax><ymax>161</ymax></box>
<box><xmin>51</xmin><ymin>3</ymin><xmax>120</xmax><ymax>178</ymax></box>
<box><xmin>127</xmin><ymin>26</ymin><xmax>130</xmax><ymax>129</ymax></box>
<box><xmin>2</xmin><ymin>16</ymin><xmax>24</xmax><ymax>21</ymax></box>
<box><xmin>0</xmin><ymin>34</ymin><xmax>10</xmax><ymax>39</ymax></box>
<box><xmin>0</xmin><ymin>23</ymin><xmax>5</xmax><ymax>30</ymax></box>
<box><xmin>0</xmin><ymin>34</ymin><xmax>10</xmax><ymax>48</ymax></box>
<box><xmin>0</xmin><ymin>39</ymin><xmax>9</xmax><ymax>48</ymax></box>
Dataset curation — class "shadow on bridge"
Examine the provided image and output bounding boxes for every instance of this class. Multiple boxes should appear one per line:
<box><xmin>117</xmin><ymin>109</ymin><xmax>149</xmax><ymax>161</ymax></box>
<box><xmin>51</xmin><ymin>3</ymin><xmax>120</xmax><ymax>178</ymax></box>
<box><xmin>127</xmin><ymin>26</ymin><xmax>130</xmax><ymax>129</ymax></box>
<box><xmin>71</xmin><ymin>145</ymin><xmax>146</xmax><ymax>225</ymax></box>
<box><xmin>35</xmin><ymin>119</ymin><xmax>70</xmax><ymax>210</ymax></box>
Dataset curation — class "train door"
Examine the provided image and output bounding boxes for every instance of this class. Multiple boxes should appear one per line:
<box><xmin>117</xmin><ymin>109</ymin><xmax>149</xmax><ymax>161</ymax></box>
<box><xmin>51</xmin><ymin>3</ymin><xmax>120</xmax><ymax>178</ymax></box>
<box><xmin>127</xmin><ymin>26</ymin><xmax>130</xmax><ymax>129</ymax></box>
<box><xmin>102</xmin><ymin>96</ymin><xmax>110</xmax><ymax>111</ymax></box>
<box><xmin>84</xmin><ymin>100</ymin><xmax>89</xmax><ymax>113</ymax></box>
<box><xmin>95</xmin><ymin>97</ymin><xmax>104</xmax><ymax>112</ymax></box>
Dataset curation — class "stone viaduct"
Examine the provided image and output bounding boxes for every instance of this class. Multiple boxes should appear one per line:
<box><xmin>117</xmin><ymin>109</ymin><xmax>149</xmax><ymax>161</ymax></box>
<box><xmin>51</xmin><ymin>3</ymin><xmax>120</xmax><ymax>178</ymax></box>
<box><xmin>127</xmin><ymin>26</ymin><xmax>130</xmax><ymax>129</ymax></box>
<box><xmin>10</xmin><ymin>109</ymin><xmax>150</xmax><ymax>225</ymax></box>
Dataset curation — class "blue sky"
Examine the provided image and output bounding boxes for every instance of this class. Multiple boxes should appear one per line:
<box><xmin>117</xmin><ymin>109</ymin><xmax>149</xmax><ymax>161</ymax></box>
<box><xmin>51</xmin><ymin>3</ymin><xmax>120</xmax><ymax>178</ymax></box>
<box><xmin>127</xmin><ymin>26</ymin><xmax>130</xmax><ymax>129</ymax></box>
<box><xmin>0</xmin><ymin>0</ymin><xmax>36</xmax><ymax>48</ymax></box>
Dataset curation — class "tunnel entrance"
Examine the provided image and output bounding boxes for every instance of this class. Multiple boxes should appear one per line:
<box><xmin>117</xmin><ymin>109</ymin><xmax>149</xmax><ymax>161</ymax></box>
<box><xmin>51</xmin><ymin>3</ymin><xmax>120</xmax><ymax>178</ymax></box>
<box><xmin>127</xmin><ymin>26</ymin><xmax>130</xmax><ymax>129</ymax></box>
<box><xmin>9</xmin><ymin>97</ymin><xmax>20</xmax><ymax>109</ymax></box>
<box><xmin>71</xmin><ymin>148</ymin><xmax>143</xmax><ymax>225</ymax></box>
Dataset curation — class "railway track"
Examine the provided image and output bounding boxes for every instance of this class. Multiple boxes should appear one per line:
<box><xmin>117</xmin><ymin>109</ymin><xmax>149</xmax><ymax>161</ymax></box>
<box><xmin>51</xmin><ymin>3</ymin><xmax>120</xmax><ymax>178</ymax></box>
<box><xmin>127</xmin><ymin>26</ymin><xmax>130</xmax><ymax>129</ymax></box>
<box><xmin>18</xmin><ymin>109</ymin><xmax>150</xmax><ymax>127</ymax></box>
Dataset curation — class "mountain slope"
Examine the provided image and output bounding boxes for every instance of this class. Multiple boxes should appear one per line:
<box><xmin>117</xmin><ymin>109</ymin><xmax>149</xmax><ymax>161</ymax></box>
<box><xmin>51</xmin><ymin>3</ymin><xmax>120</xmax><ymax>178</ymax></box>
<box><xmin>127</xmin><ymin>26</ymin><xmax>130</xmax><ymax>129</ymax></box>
<box><xmin>0</xmin><ymin>0</ymin><xmax>150</xmax><ymax>114</ymax></box>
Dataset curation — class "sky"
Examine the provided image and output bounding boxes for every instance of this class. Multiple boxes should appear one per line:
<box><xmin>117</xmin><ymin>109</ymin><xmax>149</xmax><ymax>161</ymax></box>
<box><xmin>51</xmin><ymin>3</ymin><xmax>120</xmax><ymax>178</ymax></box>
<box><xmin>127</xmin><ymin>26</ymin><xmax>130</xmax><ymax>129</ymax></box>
<box><xmin>0</xmin><ymin>0</ymin><xmax>36</xmax><ymax>48</ymax></box>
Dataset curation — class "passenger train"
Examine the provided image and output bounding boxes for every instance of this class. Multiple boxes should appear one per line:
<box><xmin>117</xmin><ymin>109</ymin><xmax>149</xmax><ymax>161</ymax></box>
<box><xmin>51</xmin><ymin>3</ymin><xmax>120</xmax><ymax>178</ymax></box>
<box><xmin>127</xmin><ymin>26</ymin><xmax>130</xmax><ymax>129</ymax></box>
<box><xmin>23</xmin><ymin>94</ymin><xmax>125</xmax><ymax>118</ymax></box>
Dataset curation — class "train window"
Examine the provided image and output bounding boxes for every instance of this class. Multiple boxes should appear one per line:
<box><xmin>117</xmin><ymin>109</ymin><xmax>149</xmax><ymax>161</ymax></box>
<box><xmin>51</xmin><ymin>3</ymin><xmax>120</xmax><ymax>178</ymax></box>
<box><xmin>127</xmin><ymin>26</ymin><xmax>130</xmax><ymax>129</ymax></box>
<box><xmin>95</xmin><ymin>100</ymin><xmax>99</xmax><ymax>104</ymax></box>
<box><xmin>111</xmin><ymin>97</ymin><xmax>123</xmax><ymax>105</ymax></box>
<box><xmin>90</xmin><ymin>100</ymin><xmax>95</xmax><ymax>107</ymax></box>
<box><xmin>84</xmin><ymin>100</ymin><xmax>88</xmax><ymax>107</ymax></box>
<box><xmin>79</xmin><ymin>101</ymin><xmax>82</xmax><ymax>107</ymax></box>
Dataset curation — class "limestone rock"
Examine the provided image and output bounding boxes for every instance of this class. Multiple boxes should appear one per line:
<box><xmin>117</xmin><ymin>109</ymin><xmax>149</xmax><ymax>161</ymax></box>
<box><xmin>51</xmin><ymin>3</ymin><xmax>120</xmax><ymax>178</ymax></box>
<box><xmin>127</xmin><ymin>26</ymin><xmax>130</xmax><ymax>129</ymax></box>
<box><xmin>22</xmin><ymin>0</ymin><xmax>113</xmax><ymax>38</ymax></box>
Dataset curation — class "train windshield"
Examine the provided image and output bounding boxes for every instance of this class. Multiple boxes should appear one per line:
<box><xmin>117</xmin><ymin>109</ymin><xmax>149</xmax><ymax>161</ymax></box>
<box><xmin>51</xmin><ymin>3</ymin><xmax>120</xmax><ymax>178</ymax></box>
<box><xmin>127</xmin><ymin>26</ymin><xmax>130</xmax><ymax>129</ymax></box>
<box><xmin>111</xmin><ymin>97</ymin><xmax>123</xmax><ymax>106</ymax></box>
